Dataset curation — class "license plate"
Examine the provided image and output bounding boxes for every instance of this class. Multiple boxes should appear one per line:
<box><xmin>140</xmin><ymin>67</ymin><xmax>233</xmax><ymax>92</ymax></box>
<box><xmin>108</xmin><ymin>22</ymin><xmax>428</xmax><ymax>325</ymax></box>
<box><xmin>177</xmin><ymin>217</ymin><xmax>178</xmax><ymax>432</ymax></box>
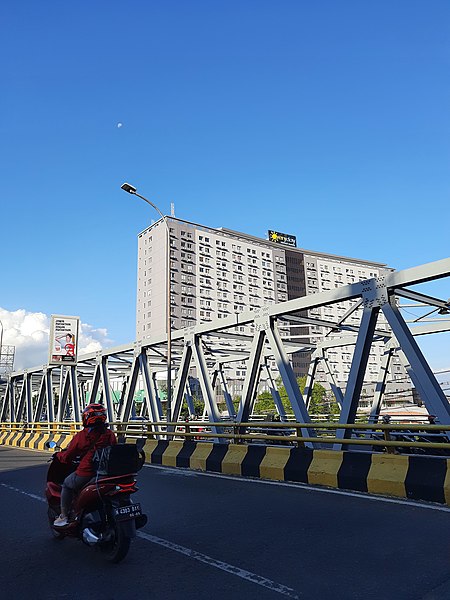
<box><xmin>113</xmin><ymin>503</ymin><xmax>142</xmax><ymax>521</ymax></box>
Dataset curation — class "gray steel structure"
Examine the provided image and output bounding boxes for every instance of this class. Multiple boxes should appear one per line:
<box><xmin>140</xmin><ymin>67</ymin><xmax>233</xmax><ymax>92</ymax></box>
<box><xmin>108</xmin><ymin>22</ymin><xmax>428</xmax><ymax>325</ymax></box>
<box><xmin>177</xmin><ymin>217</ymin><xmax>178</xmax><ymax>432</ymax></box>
<box><xmin>1</xmin><ymin>257</ymin><xmax>449</xmax><ymax>448</ymax></box>
<box><xmin>0</xmin><ymin>345</ymin><xmax>15</xmax><ymax>378</ymax></box>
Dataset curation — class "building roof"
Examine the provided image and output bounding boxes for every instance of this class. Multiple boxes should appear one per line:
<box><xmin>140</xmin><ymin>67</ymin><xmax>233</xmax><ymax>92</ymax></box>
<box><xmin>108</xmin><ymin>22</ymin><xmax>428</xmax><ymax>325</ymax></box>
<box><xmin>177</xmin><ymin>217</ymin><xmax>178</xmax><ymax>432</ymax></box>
<box><xmin>138</xmin><ymin>215</ymin><xmax>389</xmax><ymax>269</ymax></box>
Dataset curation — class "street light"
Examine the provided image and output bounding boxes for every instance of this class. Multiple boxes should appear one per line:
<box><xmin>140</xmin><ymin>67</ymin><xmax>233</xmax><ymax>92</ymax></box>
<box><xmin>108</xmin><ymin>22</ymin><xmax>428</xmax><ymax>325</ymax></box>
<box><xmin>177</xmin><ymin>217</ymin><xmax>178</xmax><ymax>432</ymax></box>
<box><xmin>121</xmin><ymin>182</ymin><xmax>172</xmax><ymax>425</ymax></box>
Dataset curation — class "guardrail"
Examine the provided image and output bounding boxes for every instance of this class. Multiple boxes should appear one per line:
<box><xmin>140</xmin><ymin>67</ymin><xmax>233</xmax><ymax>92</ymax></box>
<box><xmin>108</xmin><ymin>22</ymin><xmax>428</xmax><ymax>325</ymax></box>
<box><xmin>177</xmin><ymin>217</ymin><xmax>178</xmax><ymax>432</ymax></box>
<box><xmin>0</xmin><ymin>422</ymin><xmax>79</xmax><ymax>434</ymax></box>
<box><xmin>2</xmin><ymin>420</ymin><xmax>450</xmax><ymax>455</ymax></box>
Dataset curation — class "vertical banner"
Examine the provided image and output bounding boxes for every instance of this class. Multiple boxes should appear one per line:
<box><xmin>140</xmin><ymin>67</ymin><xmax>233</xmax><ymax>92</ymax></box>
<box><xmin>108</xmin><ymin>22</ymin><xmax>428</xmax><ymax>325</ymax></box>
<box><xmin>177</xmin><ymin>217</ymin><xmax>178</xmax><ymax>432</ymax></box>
<box><xmin>49</xmin><ymin>315</ymin><xmax>80</xmax><ymax>365</ymax></box>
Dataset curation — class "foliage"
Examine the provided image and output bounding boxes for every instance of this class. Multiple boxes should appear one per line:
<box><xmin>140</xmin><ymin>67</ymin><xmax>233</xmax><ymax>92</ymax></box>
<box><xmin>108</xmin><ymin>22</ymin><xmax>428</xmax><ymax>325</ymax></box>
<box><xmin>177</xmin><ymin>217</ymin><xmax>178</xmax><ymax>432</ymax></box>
<box><xmin>253</xmin><ymin>391</ymin><xmax>277</xmax><ymax>414</ymax></box>
<box><xmin>180</xmin><ymin>395</ymin><xmax>204</xmax><ymax>418</ymax></box>
<box><xmin>253</xmin><ymin>376</ymin><xmax>339</xmax><ymax>417</ymax></box>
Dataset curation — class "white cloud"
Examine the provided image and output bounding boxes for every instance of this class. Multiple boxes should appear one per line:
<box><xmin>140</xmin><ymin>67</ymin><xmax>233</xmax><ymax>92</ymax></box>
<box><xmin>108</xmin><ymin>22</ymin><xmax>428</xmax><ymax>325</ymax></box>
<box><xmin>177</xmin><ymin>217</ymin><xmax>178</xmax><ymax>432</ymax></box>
<box><xmin>0</xmin><ymin>307</ymin><xmax>112</xmax><ymax>371</ymax></box>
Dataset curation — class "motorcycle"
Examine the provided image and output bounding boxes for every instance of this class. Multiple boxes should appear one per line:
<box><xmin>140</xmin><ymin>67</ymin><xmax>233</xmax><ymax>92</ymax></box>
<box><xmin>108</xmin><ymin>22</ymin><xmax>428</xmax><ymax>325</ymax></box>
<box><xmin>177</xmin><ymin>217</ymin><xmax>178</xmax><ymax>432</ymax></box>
<box><xmin>45</xmin><ymin>440</ymin><xmax>148</xmax><ymax>563</ymax></box>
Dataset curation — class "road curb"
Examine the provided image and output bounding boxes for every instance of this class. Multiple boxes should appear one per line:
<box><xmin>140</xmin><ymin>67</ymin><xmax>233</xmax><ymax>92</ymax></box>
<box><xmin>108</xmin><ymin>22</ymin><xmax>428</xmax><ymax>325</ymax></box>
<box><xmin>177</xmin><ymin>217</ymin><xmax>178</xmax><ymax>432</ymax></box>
<box><xmin>1</xmin><ymin>433</ymin><xmax>449</xmax><ymax>505</ymax></box>
<box><xmin>143</xmin><ymin>439</ymin><xmax>450</xmax><ymax>505</ymax></box>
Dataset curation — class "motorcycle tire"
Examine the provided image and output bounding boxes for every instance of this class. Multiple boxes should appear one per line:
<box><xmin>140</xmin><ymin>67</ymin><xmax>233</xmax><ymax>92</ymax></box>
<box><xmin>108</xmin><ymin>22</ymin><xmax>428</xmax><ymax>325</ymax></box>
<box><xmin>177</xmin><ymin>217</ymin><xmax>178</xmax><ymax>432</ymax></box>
<box><xmin>101</xmin><ymin>520</ymin><xmax>131</xmax><ymax>563</ymax></box>
<box><xmin>47</xmin><ymin>506</ymin><xmax>65</xmax><ymax>540</ymax></box>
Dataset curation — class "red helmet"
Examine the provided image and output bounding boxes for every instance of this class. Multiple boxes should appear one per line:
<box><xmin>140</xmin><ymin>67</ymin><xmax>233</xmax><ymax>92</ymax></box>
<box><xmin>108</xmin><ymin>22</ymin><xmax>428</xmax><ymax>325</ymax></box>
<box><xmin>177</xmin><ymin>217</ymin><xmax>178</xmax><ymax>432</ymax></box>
<box><xmin>82</xmin><ymin>403</ymin><xmax>107</xmax><ymax>427</ymax></box>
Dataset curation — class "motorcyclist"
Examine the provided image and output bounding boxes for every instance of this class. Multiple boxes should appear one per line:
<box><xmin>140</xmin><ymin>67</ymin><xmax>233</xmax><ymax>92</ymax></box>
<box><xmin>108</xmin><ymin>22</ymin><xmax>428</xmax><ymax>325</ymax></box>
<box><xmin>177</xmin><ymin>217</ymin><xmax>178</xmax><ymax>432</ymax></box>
<box><xmin>53</xmin><ymin>403</ymin><xmax>117</xmax><ymax>527</ymax></box>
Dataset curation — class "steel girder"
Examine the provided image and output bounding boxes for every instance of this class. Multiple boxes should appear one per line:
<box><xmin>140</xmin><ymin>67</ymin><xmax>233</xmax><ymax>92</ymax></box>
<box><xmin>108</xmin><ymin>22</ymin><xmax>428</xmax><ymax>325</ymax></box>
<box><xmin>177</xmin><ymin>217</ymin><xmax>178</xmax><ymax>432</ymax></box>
<box><xmin>214</xmin><ymin>365</ymin><xmax>236</xmax><ymax>419</ymax></box>
<box><xmin>56</xmin><ymin>366</ymin><xmax>80</xmax><ymax>422</ymax></box>
<box><xmin>262</xmin><ymin>358</ymin><xmax>287</xmax><ymax>420</ymax></box>
<box><xmin>335</xmin><ymin>306</ymin><xmax>381</xmax><ymax>444</ymax></box>
<box><xmin>0</xmin><ymin>257</ymin><xmax>449</xmax><ymax>437</ymax></box>
<box><xmin>382</xmin><ymin>301</ymin><xmax>450</xmax><ymax>426</ymax></box>
<box><xmin>369</xmin><ymin>339</ymin><xmax>396</xmax><ymax>423</ymax></box>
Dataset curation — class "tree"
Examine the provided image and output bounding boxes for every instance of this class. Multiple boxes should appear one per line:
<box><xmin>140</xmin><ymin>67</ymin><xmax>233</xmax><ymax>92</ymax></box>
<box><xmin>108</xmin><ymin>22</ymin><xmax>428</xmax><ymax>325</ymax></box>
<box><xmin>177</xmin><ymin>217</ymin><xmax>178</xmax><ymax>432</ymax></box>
<box><xmin>254</xmin><ymin>391</ymin><xmax>278</xmax><ymax>414</ymax></box>
<box><xmin>274</xmin><ymin>375</ymin><xmax>338</xmax><ymax>417</ymax></box>
<box><xmin>232</xmin><ymin>396</ymin><xmax>242</xmax><ymax>414</ymax></box>
<box><xmin>180</xmin><ymin>395</ymin><xmax>204</xmax><ymax>418</ymax></box>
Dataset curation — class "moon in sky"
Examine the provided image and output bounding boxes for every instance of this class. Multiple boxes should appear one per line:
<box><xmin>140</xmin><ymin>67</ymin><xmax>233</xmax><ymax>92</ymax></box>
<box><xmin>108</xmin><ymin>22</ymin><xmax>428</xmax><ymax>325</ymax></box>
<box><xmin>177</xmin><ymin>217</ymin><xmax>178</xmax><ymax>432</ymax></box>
<box><xmin>117</xmin><ymin>122</ymin><xmax>123</xmax><ymax>128</ymax></box>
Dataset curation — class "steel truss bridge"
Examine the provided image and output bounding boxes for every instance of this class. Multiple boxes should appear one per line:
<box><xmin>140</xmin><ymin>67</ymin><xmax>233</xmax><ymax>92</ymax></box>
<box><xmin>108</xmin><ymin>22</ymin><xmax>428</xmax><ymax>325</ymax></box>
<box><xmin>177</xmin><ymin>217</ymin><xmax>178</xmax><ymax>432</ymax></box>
<box><xmin>1</xmin><ymin>257</ymin><xmax>450</xmax><ymax>447</ymax></box>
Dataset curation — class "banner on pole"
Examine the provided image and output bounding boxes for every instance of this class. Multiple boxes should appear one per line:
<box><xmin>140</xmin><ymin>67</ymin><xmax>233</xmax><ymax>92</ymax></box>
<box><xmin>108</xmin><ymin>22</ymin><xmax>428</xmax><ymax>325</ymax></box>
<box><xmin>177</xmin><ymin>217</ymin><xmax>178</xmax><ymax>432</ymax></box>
<box><xmin>49</xmin><ymin>315</ymin><xmax>80</xmax><ymax>365</ymax></box>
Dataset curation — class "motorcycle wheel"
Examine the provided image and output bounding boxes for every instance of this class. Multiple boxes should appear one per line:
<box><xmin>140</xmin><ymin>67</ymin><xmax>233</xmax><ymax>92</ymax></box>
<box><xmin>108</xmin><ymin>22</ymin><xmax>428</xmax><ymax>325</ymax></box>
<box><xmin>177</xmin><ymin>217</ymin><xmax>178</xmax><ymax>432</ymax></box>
<box><xmin>47</xmin><ymin>506</ymin><xmax>65</xmax><ymax>540</ymax></box>
<box><xmin>101</xmin><ymin>520</ymin><xmax>131</xmax><ymax>563</ymax></box>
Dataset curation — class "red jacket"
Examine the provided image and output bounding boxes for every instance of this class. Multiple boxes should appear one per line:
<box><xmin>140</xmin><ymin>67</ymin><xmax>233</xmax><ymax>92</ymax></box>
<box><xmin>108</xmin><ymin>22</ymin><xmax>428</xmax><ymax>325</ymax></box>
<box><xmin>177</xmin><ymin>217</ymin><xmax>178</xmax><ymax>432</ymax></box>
<box><xmin>58</xmin><ymin>427</ymin><xmax>117</xmax><ymax>477</ymax></box>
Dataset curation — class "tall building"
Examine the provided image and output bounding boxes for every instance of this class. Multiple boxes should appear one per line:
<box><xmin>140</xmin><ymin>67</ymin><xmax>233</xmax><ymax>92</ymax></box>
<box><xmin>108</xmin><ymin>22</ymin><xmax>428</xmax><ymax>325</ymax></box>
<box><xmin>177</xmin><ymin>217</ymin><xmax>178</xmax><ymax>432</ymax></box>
<box><xmin>136</xmin><ymin>217</ymin><xmax>409</xmax><ymax>403</ymax></box>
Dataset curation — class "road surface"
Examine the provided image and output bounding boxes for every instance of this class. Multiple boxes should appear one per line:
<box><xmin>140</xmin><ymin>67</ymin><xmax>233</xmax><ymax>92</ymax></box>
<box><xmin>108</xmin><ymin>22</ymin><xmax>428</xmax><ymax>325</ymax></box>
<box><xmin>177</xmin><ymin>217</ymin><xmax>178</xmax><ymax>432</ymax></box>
<box><xmin>1</xmin><ymin>445</ymin><xmax>450</xmax><ymax>600</ymax></box>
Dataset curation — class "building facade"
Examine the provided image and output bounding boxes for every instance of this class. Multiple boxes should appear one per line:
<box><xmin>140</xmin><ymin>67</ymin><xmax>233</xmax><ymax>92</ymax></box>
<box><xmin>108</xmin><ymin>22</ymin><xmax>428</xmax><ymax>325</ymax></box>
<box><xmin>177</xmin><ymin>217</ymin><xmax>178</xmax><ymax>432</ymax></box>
<box><xmin>136</xmin><ymin>217</ymin><xmax>409</xmax><ymax>405</ymax></box>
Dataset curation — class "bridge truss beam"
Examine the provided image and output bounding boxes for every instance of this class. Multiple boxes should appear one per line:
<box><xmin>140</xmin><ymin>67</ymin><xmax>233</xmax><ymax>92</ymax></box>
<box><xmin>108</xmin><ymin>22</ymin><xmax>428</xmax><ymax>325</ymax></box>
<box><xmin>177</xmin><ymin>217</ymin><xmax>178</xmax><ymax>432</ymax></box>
<box><xmin>0</xmin><ymin>257</ymin><xmax>449</xmax><ymax>443</ymax></box>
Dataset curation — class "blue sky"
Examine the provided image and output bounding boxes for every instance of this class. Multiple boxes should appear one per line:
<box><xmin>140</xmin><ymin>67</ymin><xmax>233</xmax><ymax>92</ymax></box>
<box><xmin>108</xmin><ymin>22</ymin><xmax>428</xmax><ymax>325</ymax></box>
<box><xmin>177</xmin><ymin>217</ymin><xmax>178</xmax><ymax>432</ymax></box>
<box><xmin>1</xmin><ymin>1</ymin><xmax>449</xmax><ymax>368</ymax></box>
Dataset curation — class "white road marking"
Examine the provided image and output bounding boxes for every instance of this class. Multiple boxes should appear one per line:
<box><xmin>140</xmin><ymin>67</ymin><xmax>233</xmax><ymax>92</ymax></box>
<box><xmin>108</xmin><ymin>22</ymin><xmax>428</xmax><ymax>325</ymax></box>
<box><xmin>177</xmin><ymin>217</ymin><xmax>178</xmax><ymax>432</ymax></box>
<box><xmin>144</xmin><ymin>463</ymin><xmax>450</xmax><ymax>513</ymax></box>
<box><xmin>1</xmin><ymin>482</ymin><xmax>47</xmax><ymax>503</ymax></box>
<box><xmin>153</xmin><ymin>468</ymin><xmax>198</xmax><ymax>477</ymax></box>
<box><xmin>0</xmin><ymin>482</ymin><xmax>300</xmax><ymax>599</ymax></box>
<box><xmin>137</xmin><ymin>530</ymin><xmax>300</xmax><ymax>598</ymax></box>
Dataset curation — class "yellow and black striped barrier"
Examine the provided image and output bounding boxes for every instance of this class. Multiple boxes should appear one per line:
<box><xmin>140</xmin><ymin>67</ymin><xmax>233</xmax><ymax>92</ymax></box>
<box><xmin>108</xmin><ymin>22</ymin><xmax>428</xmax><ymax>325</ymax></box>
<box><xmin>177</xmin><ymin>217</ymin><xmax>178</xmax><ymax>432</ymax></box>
<box><xmin>2</xmin><ymin>421</ymin><xmax>450</xmax><ymax>506</ymax></box>
<box><xmin>0</xmin><ymin>428</ymin><xmax>71</xmax><ymax>451</ymax></box>
<box><xmin>141</xmin><ymin>438</ymin><xmax>450</xmax><ymax>506</ymax></box>
<box><xmin>0</xmin><ymin>422</ymin><xmax>77</xmax><ymax>451</ymax></box>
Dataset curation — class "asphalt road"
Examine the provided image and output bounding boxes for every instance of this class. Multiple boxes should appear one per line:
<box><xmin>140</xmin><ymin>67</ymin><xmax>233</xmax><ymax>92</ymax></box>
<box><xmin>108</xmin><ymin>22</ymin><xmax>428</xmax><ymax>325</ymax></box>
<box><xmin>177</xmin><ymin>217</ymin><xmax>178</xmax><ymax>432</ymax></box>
<box><xmin>1</xmin><ymin>445</ymin><xmax>450</xmax><ymax>600</ymax></box>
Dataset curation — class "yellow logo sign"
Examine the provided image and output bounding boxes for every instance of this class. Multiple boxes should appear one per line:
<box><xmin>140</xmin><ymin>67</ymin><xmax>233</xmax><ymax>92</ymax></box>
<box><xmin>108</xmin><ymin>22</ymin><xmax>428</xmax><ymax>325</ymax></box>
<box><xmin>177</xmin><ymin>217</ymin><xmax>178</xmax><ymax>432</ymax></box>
<box><xmin>267</xmin><ymin>230</ymin><xmax>296</xmax><ymax>247</ymax></box>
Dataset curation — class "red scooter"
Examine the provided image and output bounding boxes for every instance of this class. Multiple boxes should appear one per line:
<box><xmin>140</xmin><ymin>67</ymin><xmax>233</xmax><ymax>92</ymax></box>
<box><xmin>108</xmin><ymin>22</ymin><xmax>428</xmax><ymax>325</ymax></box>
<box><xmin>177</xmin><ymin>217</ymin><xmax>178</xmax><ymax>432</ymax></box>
<box><xmin>45</xmin><ymin>441</ymin><xmax>147</xmax><ymax>563</ymax></box>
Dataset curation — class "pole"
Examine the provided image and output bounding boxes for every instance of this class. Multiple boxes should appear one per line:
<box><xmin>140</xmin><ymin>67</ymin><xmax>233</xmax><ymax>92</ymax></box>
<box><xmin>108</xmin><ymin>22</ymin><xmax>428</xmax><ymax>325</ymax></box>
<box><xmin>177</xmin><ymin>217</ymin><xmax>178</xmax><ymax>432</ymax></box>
<box><xmin>129</xmin><ymin>191</ymin><xmax>172</xmax><ymax>425</ymax></box>
<box><xmin>165</xmin><ymin>221</ymin><xmax>172</xmax><ymax>425</ymax></box>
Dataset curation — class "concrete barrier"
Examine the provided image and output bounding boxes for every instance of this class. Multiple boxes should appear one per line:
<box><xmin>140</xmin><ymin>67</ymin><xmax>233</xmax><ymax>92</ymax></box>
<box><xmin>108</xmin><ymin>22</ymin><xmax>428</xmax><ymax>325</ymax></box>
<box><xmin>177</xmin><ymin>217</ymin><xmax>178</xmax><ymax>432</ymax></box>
<box><xmin>143</xmin><ymin>439</ymin><xmax>450</xmax><ymax>505</ymax></box>
<box><xmin>0</xmin><ymin>429</ymin><xmax>71</xmax><ymax>451</ymax></box>
<box><xmin>2</xmin><ymin>433</ymin><xmax>449</xmax><ymax>505</ymax></box>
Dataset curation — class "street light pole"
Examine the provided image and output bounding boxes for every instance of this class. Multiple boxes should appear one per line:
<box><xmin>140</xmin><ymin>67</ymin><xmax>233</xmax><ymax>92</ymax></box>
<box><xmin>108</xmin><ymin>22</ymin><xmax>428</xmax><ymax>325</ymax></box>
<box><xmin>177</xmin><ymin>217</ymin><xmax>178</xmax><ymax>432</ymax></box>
<box><xmin>121</xmin><ymin>183</ymin><xmax>172</xmax><ymax>425</ymax></box>
<box><xmin>0</xmin><ymin>320</ymin><xmax>3</xmax><ymax>365</ymax></box>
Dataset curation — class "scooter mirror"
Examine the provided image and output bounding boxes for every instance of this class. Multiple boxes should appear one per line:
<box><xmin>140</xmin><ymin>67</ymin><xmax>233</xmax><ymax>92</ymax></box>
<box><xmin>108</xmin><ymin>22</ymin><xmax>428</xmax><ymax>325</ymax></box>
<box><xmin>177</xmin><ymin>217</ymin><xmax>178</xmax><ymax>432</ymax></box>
<box><xmin>46</xmin><ymin>441</ymin><xmax>57</xmax><ymax>449</ymax></box>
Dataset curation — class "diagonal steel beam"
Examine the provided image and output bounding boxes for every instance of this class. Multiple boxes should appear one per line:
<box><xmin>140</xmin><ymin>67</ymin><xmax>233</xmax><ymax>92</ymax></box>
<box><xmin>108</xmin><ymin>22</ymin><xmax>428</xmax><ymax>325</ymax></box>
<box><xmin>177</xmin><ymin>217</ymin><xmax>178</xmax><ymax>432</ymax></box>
<box><xmin>0</xmin><ymin>379</ymin><xmax>11</xmax><ymax>421</ymax></box>
<box><xmin>100</xmin><ymin>357</ymin><xmax>114</xmax><ymax>423</ymax></box>
<box><xmin>264</xmin><ymin>317</ymin><xmax>315</xmax><ymax>440</ymax></box>
<box><xmin>368</xmin><ymin>339</ymin><xmax>396</xmax><ymax>424</ymax></box>
<box><xmin>70</xmin><ymin>366</ymin><xmax>81</xmax><ymax>423</ymax></box>
<box><xmin>336</xmin><ymin>306</ymin><xmax>380</xmax><ymax>442</ymax></box>
<box><xmin>118</xmin><ymin>353</ymin><xmax>140</xmax><ymax>424</ymax></box>
<box><xmin>191</xmin><ymin>334</ymin><xmax>223</xmax><ymax>438</ymax></box>
<box><xmin>215</xmin><ymin>364</ymin><xmax>236</xmax><ymax>418</ymax></box>
<box><xmin>262</xmin><ymin>358</ymin><xmax>287</xmax><ymax>420</ymax></box>
<box><xmin>382</xmin><ymin>299</ymin><xmax>450</xmax><ymax>429</ymax></box>
<box><xmin>139</xmin><ymin>348</ymin><xmax>163</xmax><ymax>430</ymax></box>
<box><xmin>88</xmin><ymin>363</ymin><xmax>101</xmax><ymax>406</ymax></box>
<box><xmin>15</xmin><ymin>373</ymin><xmax>28</xmax><ymax>422</ymax></box>
<box><xmin>237</xmin><ymin>328</ymin><xmax>266</xmax><ymax>423</ymax></box>
<box><xmin>56</xmin><ymin>369</ymin><xmax>71</xmax><ymax>421</ymax></box>
<box><xmin>303</xmin><ymin>352</ymin><xmax>320</xmax><ymax>410</ymax></box>
<box><xmin>394</xmin><ymin>288</ymin><xmax>450</xmax><ymax>311</ymax></box>
<box><xmin>170</xmin><ymin>341</ymin><xmax>193</xmax><ymax>425</ymax></box>
<box><xmin>321</xmin><ymin>355</ymin><xmax>344</xmax><ymax>409</ymax></box>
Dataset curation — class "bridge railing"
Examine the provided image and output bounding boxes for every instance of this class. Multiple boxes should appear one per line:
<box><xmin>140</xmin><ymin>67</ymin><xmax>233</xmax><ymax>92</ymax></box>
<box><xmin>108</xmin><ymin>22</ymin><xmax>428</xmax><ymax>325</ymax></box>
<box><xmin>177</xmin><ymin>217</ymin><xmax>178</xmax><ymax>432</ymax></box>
<box><xmin>2</xmin><ymin>420</ymin><xmax>450</xmax><ymax>455</ymax></box>
<box><xmin>142</xmin><ymin>420</ymin><xmax>450</xmax><ymax>454</ymax></box>
<box><xmin>0</xmin><ymin>421</ymin><xmax>79</xmax><ymax>434</ymax></box>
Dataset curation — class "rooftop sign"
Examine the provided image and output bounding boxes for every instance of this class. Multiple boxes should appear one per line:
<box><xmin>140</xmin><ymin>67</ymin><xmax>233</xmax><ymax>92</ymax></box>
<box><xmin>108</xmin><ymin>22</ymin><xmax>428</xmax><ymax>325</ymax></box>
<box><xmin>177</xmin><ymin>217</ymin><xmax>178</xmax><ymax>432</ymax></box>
<box><xmin>268</xmin><ymin>230</ymin><xmax>297</xmax><ymax>247</ymax></box>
